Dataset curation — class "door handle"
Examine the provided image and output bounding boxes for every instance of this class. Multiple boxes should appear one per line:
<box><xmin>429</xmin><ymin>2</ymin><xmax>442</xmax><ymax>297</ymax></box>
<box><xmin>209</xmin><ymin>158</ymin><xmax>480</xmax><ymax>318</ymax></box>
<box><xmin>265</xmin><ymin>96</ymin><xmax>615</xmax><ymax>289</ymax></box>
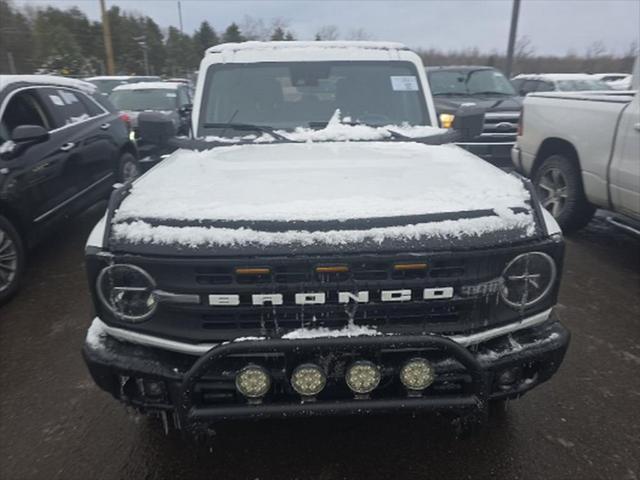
<box><xmin>100</xmin><ymin>123</ymin><xmax>110</xmax><ymax>130</ymax></box>
<box><xmin>60</xmin><ymin>142</ymin><xmax>75</xmax><ymax>151</ymax></box>
<box><xmin>634</xmin><ymin>123</ymin><xmax>640</xmax><ymax>132</ymax></box>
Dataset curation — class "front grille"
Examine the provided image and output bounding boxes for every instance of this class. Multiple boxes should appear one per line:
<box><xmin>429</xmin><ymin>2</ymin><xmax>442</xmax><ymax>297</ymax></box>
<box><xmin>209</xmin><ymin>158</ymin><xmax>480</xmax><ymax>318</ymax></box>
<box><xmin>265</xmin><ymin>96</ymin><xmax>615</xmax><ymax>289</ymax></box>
<box><xmin>96</xmin><ymin>239</ymin><xmax>562</xmax><ymax>344</ymax></box>
<box><xmin>475</xmin><ymin>111</ymin><xmax>520</xmax><ymax>143</ymax></box>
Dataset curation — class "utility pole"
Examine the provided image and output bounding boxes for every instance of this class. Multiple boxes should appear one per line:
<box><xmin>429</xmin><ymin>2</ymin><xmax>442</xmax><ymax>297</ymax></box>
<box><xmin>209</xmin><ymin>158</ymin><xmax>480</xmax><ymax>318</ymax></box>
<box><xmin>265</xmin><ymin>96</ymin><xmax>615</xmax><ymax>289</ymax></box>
<box><xmin>100</xmin><ymin>0</ymin><xmax>116</xmax><ymax>75</ymax></box>
<box><xmin>7</xmin><ymin>52</ymin><xmax>16</xmax><ymax>74</ymax></box>
<box><xmin>177</xmin><ymin>1</ymin><xmax>184</xmax><ymax>33</ymax></box>
<box><xmin>133</xmin><ymin>35</ymin><xmax>150</xmax><ymax>75</ymax></box>
<box><xmin>505</xmin><ymin>0</ymin><xmax>521</xmax><ymax>77</ymax></box>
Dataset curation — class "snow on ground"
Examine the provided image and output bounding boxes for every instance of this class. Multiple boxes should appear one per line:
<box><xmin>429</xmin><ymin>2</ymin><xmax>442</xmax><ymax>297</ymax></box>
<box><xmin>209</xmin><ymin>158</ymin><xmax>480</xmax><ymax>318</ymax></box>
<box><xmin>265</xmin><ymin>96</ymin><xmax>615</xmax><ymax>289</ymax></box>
<box><xmin>114</xmin><ymin>141</ymin><xmax>531</xmax><ymax>224</ymax></box>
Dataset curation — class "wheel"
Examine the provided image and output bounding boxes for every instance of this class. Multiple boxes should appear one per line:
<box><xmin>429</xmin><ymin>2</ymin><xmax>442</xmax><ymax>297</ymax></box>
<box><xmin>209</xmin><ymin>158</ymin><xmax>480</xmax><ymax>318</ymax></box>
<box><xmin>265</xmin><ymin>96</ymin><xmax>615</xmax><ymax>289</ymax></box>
<box><xmin>0</xmin><ymin>215</ymin><xmax>25</xmax><ymax>304</ymax></box>
<box><xmin>118</xmin><ymin>152</ymin><xmax>140</xmax><ymax>183</ymax></box>
<box><xmin>533</xmin><ymin>154</ymin><xmax>595</xmax><ymax>232</ymax></box>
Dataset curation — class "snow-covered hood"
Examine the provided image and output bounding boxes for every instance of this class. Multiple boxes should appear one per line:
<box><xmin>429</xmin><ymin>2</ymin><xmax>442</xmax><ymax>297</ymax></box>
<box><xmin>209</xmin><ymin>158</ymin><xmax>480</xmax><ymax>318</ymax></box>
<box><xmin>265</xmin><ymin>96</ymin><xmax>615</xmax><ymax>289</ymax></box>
<box><xmin>109</xmin><ymin>141</ymin><xmax>540</xmax><ymax>255</ymax></box>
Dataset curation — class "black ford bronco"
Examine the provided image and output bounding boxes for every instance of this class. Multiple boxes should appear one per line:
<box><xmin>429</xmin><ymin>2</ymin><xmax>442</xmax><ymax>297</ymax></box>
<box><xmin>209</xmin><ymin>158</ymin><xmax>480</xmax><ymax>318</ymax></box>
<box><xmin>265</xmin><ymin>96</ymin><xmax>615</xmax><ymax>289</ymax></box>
<box><xmin>83</xmin><ymin>41</ymin><xmax>569</xmax><ymax>435</ymax></box>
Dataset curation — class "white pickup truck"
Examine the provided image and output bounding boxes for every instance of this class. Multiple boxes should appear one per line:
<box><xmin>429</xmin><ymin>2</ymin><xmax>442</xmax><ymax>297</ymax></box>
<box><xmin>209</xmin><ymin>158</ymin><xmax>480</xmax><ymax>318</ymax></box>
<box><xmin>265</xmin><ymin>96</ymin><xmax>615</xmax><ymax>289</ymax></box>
<box><xmin>512</xmin><ymin>59</ymin><xmax>640</xmax><ymax>234</ymax></box>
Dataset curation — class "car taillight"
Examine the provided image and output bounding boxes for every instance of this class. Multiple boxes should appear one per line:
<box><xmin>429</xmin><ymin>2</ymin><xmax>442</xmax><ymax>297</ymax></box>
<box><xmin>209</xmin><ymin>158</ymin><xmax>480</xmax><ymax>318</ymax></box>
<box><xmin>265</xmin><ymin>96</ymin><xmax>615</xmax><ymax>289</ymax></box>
<box><xmin>119</xmin><ymin>113</ymin><xmax>131</xmax><ymax>130</ymax></box>
<box><xmin>517</xmin><ymin>108</ymin><xmax>524</xmax><ymax>136</ymax></box>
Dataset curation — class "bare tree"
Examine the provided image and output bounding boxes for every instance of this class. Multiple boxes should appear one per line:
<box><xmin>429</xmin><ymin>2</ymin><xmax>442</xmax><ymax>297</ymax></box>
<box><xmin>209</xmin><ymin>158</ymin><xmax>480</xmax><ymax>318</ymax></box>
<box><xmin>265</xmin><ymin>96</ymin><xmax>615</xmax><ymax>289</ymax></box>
<box><xmin>315</xmin><ymin>25</ymin><xmax>339</xmax><ymax>41</ymax></box>
<box><xmin>346</xmin><ymin>28</ymin><xmax>373</xmax><ymax>41</ymax></box>
<box><xmin>240</xmin><ymin>15</ymin><xmax>269</xmax><ymax>41</ymax></box>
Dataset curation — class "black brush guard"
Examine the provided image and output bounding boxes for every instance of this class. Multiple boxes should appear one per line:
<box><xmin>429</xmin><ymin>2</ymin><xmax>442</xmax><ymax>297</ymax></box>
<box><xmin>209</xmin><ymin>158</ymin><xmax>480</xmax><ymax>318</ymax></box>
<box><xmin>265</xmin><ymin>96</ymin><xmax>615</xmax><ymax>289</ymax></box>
<box><xmin>178</xmin><ymin>334</ymin><xmax>490</xmax><ymax>428</ymax></box>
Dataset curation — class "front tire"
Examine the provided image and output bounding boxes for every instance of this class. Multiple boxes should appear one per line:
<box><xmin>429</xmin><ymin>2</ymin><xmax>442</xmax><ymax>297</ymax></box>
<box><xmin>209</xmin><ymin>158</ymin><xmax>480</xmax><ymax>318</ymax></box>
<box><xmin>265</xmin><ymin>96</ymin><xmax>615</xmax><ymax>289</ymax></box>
<box><xmin>0</xmin><ymin>215</ymin><xmax>25</xmax><ymax>305</ymax></box>
<box><xmin>118</xmin><ymin>152</ymin><xmax>140</xmax><ymax>183</ymax></box>
<box><xmin>533</xmin><ymin>154</ymin><xmax>595</xmax><ymax>233</ymax></box>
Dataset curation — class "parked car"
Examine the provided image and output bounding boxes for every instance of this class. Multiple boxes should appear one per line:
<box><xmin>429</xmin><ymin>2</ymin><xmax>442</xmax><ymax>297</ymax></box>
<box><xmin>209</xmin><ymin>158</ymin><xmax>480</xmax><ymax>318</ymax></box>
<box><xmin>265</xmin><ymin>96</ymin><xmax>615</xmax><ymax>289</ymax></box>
<box><xmin>82</xmin><ymin>41</ymin><xmax>569</xmax><ymax>436</ymax></box>
<box><xmin>591</xmin><ymin>73</ymin><xmax>633</xmax><ymax>90</ymax></box>
<box><xmin>426</xmin><ymin>66</ymin><xmax>521</xmax><ymax>168</ymax></box>
<box><xmin>0</xmin><ymin>75</ymin><xmax>139</xmax><ymax>303</ymax></box>
<box><xmin>85</xmin><ymin>76</ymin><xmax>161</xmax><ymax>96</ymax></box>
<box><xmin>512</xmin><ymin>59</ymin><xmax>639</xmax><ymax>233</ymax></box>
<box><xmin>511</xmin><ymin>73</ymin><xmax>612</xmax><ymax>96</ymax></box>
<box><xmin>109</xmin><ymin>82</ymin><xmax>192</xmax><ymax>169</ymax></box>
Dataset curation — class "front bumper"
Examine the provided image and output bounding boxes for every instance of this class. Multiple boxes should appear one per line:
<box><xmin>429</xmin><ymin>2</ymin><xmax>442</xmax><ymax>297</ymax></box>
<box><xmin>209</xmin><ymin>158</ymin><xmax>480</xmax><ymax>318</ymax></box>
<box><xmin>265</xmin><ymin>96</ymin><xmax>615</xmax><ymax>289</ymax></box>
<box><xmin>83</xmin><ymin>313</ymin><xmax>569</xmax><ymax>431</ymax></box>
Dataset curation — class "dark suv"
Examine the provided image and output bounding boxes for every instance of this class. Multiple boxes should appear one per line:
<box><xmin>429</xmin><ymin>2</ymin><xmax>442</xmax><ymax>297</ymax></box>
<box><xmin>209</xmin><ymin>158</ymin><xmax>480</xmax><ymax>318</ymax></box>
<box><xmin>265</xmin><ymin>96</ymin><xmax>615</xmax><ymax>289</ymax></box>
<box><xmin>426</xmin><ymin>66</ymin><xmax>522</xmax><ymax>168</ymax></box>
<box><xmin>0</xmin><ymin>75</ymin><xmax>139</xmax><ymax>303</ymax></box>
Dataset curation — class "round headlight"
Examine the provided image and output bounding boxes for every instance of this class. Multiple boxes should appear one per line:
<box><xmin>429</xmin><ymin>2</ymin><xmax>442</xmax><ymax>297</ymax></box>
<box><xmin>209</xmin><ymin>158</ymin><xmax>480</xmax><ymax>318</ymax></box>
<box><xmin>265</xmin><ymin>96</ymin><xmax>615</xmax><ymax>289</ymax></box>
<box><xmin>291</xmin><ymin>363</ymin><xmax>326</xmax><ymax>397</ymax></box>
<box><xmin>400</xmin><ymin>358</ymin><xmax>435</xmax><ymax>391</ymax></box>
<box><xmin>346</xmin><ymin>361</ymin><xmax>381</xmax><ymax>394</ymax></box>
<box><xmin>96</xmin><ymin>264</ymin><xmax>157</xmax><ymax>322</ymax></box>
<box><xmin>236</xmin><ymin>365</ymin><xmax>271</xmax><ymax>399</ymax></box>
<box><xmin>500</xmin><ymin>252</ymin><xmax>556</xmax><ymax>309</ymax></box>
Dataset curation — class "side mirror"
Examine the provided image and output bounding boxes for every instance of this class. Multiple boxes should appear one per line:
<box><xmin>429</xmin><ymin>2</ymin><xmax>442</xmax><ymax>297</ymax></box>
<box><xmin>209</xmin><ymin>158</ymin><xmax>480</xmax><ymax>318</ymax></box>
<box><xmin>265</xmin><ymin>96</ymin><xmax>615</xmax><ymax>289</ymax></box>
<box><xmin>138</xmin><ymin>112</ymin><xmax>177</xmax><ymax>146</ymax></box>
<box><xmin>179</xmin><ymin>104</ymin><xmax>193</xmax><ymax>115</ymax></box>
<box><xmin>11</xmin><ymin>125</ymin><xmax>49</xmax><ymax>145</ymax></box>
<box><xmin>451</xmin><ymin>104</ymin><xmax>485</xmax><ymax>141</ymax></box>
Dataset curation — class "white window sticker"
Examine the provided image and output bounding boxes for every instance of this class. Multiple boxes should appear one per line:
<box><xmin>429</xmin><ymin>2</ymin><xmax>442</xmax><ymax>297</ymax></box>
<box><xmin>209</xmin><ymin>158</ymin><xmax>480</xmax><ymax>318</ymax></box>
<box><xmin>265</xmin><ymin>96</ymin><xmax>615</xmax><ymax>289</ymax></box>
<box><xmin>390</xmin><ymin>76</ymin><xmax>419</xmax><ymax>91</ymax></box>
<box><xmin>58</xmin><ymin>90</ymin><xmax>79</xmax><ymax>104</ymax></box>
<box><xmin>166</xmin><ymin>92</ymin><xmax>177</xmax><ymax>97</ymax></box>
<box><xmin>49</xmin><ymin>95</ymin><xmax>64</xmax><ymax>106</ymax></box>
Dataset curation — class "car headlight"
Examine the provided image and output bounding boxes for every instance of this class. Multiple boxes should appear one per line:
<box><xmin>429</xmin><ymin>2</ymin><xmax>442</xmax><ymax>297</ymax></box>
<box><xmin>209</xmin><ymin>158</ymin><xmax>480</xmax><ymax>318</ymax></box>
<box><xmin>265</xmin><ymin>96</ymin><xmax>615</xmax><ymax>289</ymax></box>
<box><xmin>439</xmin><ymin>113</ymin><xmax>455</xmax><ymax>129</ymax></box>
<box><xmin>96</xmin><ymin>264</ymin><xmax>157</xmax><ymax>322</ymax></box>
<box><xmin>500</xmin><ymin>252</ymin><xmax>556</xmax><ymax>309</ymax></box>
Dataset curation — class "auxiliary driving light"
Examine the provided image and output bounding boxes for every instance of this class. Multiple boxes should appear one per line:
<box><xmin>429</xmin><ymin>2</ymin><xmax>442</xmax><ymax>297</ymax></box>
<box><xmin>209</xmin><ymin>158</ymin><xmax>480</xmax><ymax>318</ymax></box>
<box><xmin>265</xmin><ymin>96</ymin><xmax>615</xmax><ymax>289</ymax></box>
<box><xmin>400</xmin><ymin>358</ymin><xmax>435</xmax><ymax>391</ymax></box>
<box><xmin>346</xmin><ymin>361</ymin><xmax>381</xmax><ymax>394</ymax></box>
<box><xmin>291</xmin><ymin>363</ymin><xmax>327</xmax><ymax>397</ymax></box>
<box><xmin>235</xmin><ymin>365</ymin><xmax>271</xmax><ymax>399</ymax></box>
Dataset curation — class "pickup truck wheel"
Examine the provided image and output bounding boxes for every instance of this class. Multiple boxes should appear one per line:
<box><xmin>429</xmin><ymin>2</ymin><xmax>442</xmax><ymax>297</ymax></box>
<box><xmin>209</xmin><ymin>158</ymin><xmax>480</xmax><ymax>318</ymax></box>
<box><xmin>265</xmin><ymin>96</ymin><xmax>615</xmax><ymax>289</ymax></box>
<box><xmin>534</xmin><ymin>154</ymin><xmax>595</xmax><ymax>232</ymax></box>
<box><xmin>0</xmin><ymin>215</ymin><xmax>25</xmax><ymax>304</ymax></box>
<box><xmin>118</xmin><ymin>152</ymin><xmax>140</xmax><ymax>183</ymax></box>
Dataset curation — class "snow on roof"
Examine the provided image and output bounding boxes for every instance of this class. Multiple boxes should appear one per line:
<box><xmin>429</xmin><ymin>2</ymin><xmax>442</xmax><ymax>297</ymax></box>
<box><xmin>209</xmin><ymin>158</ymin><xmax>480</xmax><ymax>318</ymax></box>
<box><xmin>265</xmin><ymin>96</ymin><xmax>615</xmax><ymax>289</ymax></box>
<box><xmin>112</xmin><ymin>81</ymin><xmax>181</xmax><ymax>91</ymax></box>
<box><xmin>0</xmin><ymin>74</ymin><xmax>97</xmax><ymax>94</ymax></box>
<box><xmin>207</xmin><ymin>40</ymin><xmax>407</xmax><ymax>55</ymax></box>
<box><xmin>512</xmin><ymin>73</ymin><xmax>596</xmax><ymax>81</ymax></box>
<box><xmin>86</xmin><ymin>75</ymin><xmax>145</xmax><ymax>81</ymax></box>
<box><xmin>205</xmin><ymin>41</ymin><xmax>412</xmax><ymax>63</ymax></box>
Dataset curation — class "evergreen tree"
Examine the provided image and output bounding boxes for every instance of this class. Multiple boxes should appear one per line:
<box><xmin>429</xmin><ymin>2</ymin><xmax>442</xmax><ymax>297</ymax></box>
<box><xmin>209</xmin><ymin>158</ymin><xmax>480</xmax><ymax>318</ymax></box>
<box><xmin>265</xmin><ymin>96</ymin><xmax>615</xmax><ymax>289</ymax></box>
<box><xmin>0</xmin><ymin>0</ymin><xmax>34</xmax><ymax>73</ymax></box>
<box><xmin>270</xmin><ymin>27</ymin><xmax>285</xmax><ymax>41</ymax></box>
<box><xmin>222</xmin><ymin>23</ymin><xmax>245</xmax><ymax>43</ymax></box>
<box><xmin>193</xmin><ymin>21</ymin><xmax>219</xmax><ymax>55</ymax></box>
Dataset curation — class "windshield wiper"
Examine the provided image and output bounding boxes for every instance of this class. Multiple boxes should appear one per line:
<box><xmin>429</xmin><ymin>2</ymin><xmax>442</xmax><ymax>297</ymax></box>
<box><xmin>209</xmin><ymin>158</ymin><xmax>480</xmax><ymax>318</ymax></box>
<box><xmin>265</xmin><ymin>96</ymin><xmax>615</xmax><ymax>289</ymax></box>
<box><xmin>471</xmin><ymin>91</ymin><xmax>513</xmax><ymax>96</ymax></box>
<box><xmin>432</xmin><ymin>92</ymin><xmax>469</xmax><ymax>96</ymax></box>
<box><xmin>202</xmin><ymin>122</ymin><xmax>290</xmax><ymax>142</ymax></box>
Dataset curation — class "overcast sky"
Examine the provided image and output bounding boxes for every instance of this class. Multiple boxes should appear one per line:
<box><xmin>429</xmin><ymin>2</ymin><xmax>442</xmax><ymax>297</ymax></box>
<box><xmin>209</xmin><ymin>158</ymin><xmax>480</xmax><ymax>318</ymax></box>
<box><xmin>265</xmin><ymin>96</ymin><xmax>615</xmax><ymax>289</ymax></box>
<box><xmin>14</xmin><ymin>0</ymin><xmax>640</xmax><ymax>55</ymax></box>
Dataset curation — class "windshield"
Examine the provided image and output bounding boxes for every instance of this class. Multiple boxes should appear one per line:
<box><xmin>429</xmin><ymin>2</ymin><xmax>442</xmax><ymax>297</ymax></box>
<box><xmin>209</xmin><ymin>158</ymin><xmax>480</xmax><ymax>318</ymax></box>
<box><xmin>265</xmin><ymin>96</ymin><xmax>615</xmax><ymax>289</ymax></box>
<box><xmin>90</xmin><ymin>79</ymin><xmax>128</xmax><ymax>95</ymax></box>
<box><xmin>109</xmin><ymin>89</ymin><xmax>178</xmax><ymax>111</ymax></box>
<box><xmin>428</xmin><ymin>69</ymin><xmax>516</xmax><ymax>96</ymax></box>
<box><xmin>199</xmin><ymin>61</ymin><xmax>430</xmax><ymax>135</ymax></box>
<box><xmin>556</xmin><ymin>79</ymin><xmax>612</xmax><ymax>91</ymax></box>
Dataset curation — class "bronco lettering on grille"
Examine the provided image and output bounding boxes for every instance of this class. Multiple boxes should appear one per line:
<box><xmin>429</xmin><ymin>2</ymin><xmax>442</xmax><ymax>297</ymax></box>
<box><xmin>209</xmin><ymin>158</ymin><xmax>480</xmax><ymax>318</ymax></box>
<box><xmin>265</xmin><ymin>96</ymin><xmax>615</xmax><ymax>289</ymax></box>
<box><xmin>207</xmin><ymin>288</ymin><xmax>454</xmax><ymax>306</ymax></box>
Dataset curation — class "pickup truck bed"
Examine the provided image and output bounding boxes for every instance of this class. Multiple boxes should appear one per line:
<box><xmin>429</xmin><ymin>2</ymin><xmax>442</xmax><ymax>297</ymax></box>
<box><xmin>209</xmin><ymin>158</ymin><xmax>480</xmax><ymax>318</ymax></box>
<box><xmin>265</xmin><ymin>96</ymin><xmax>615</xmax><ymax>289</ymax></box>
<box><xmin>513</xmin><ymin>88</ymin><xmax>639</xmax><ymax>232</ymax></box>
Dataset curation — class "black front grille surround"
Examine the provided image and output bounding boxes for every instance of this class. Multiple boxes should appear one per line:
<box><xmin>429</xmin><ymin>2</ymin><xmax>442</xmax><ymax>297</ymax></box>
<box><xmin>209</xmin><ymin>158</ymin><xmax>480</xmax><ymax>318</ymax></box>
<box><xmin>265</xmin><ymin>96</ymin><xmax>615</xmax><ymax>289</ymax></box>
<box><xmin>87</xmin><ymin>237</ymin><xmax>564</xmax><ymax>344</ymax></box>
